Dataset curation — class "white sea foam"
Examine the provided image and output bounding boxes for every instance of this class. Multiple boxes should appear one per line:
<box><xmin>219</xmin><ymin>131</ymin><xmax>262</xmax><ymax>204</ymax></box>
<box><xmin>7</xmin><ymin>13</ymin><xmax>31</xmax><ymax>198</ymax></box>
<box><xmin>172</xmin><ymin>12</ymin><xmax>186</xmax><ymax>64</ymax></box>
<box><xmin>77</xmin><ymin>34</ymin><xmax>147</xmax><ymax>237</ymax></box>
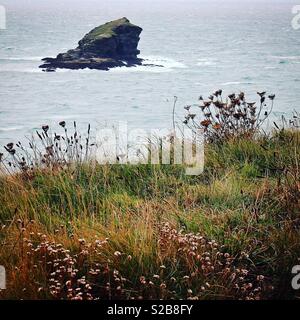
<box><xmin>55</xmin><ymin>68</ymin><xmax>83</xmax><ymax>73</ymax></box>
<box><xmin>48</xmin><ymin>114</ymin><xmax>82</xmax><ymax>120</ymax></box>
<box><xmin>270</xmin><ymin>55</ymin><xmax>300</xmax><ymax>60</ymax></box>
<box><xmin>0</xmin><ymin>68</ymin><xmax>42</xmax><ymax>73</ymax></box>
<box><xmin>0</xmin><ymin>56</ymin><xmax>43</xmax><ymax>61</ymax></box>
<box><xmin>143</xmin><ymin>56</ymin><xmax>186</xmax><ymax>68</ymax></box>
<box><xmin>264</xmin><ymin>66</ymin><xmax>278</xmax><ymax>70</ymax></box>
<box><xmin>196</xmin><ymin>58</ymin><xmax>217</xmax><ymax>66</ymax></box>
<box><xmin>0</xmin><ymin>56</ymin><xmax>44</xmax><ymax>73</ymax></box>
<box><xmin>221</xmin><ymin>81</ymin><xmax>244</xmax><ymax>86</ymax></box>
<box><xmin>0</xmin><ymin>126</ymin><xmax>24</xmax><ymax>132</ymax></box>
<box><xmin>109</xmin><ymin>56</ymin><xmax>187</xmax><ymax>73</ymax></box>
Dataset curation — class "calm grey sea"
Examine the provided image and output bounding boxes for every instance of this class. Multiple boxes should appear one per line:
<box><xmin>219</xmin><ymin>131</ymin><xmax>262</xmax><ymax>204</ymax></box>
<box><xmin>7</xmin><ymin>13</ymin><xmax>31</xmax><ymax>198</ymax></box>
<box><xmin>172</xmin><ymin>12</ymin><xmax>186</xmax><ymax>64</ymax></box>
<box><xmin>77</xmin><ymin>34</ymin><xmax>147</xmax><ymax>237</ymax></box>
<box><xmin>0</xmin><ymin>0</ymin><xmax>299</xmax><ymax>143</ymax></box>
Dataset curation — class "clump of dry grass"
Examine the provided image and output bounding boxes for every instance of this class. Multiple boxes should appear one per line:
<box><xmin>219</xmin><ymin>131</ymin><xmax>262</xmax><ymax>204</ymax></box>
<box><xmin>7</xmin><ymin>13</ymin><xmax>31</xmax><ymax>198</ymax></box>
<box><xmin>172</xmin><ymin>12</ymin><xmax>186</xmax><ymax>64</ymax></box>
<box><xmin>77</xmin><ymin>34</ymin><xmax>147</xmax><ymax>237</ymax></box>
<box><xmin>0</xmin><ymin>121</ymin><xmax>93</xmax><ymax>176</ymax></box>
<box><xmin>183</xmin><ymin>90</ymin><xmax>275</xmax><ymax>142</ymax></box>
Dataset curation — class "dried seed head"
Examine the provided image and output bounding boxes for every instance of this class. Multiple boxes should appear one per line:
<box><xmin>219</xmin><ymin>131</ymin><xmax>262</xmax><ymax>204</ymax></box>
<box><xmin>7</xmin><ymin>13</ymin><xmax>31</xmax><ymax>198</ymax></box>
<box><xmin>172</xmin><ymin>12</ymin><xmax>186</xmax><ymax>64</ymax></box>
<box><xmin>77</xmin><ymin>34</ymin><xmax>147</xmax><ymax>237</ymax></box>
<box><xmin>114</xmin><ymin>251</ymin><xmax>122</xmax><ymax>257</ymax></box>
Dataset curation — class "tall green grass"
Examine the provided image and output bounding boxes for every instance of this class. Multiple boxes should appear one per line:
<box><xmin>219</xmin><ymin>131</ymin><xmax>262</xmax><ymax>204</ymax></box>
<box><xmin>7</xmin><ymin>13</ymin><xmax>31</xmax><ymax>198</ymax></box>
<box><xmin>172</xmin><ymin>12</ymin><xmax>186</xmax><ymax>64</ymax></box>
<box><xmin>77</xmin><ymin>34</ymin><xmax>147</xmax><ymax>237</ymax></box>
<box><xmin>0</xmin><ymin>129</ymin><xmax>299</xmax><ymax>300</ymax></box>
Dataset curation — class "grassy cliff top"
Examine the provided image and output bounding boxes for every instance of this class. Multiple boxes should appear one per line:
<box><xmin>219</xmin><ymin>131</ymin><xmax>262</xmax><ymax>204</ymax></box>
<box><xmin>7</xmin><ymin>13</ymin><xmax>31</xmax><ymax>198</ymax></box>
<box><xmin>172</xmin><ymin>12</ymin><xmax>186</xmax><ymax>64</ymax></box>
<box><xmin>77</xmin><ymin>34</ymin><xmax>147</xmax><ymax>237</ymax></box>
<box><xmin>0</xmin><ymin>127</ymin><xmax>299</xmax><ymax>300</ymax></box>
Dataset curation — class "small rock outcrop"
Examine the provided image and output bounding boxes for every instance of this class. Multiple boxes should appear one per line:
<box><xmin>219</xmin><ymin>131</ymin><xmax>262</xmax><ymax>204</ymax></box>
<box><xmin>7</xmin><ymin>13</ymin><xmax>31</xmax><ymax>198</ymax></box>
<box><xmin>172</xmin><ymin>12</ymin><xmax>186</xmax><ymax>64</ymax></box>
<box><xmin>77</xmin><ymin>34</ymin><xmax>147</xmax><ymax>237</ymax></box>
<box><xmin>40</xmin><ymin>18</ymin><xmax>143</xmax><ymax>71</ymax></box>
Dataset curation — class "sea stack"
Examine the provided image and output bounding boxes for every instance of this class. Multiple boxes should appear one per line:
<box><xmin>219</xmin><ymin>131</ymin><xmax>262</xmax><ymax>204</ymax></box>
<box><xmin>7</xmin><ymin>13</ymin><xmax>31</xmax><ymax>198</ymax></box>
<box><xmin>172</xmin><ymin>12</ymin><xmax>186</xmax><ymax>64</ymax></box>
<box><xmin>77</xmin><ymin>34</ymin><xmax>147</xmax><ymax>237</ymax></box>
<box><xmin>40</xmin><ymin>18</ymin><xmax>143</xmax><ymax>71</ymax></box>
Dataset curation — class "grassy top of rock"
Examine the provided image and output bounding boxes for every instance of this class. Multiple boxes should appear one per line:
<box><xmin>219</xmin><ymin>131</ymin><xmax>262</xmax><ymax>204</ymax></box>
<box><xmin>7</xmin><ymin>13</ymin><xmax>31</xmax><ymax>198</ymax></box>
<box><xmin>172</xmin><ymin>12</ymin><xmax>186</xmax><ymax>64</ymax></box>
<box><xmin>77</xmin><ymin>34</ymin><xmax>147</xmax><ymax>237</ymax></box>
<box><xmin>81</xmin><ymin>17</ymin><xmax>141</xmax><ymax>41</ymax></box>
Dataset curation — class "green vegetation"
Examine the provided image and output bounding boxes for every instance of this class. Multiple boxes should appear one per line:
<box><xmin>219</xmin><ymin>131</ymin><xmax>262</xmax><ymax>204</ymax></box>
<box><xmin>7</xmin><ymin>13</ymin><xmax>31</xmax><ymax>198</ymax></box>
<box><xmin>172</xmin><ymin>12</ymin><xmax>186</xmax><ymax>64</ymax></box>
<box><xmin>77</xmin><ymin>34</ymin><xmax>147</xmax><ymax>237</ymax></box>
<box><xmin>0</xmin><ymin>124</ymin><xmax>299</xmax><ymax>300</ymax></box>
<box><xmin>82</xmin><ymin>17</ymin><xmax>136</xmax><ymax>41</ymax></box>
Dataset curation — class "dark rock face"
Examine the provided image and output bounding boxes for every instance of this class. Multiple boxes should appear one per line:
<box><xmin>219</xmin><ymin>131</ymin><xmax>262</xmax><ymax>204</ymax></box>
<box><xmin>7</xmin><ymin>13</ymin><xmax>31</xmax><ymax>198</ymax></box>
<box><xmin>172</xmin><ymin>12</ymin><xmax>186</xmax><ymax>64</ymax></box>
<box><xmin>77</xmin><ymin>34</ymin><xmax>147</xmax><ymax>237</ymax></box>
<box><xmin>40</xmin><ymin>18</ymin><xmax>143</xmax><ymax>71</ymax></box>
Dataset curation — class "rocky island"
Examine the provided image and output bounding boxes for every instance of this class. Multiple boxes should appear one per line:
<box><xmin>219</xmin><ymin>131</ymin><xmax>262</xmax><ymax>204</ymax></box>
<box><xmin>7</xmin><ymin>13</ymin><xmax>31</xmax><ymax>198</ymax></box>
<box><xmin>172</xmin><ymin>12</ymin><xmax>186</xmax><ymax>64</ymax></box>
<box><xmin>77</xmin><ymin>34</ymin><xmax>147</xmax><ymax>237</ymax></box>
<box><xmin>40</xmin><ymin>18</ymin><xmax>143</xmax><ymax>71</ymax></box>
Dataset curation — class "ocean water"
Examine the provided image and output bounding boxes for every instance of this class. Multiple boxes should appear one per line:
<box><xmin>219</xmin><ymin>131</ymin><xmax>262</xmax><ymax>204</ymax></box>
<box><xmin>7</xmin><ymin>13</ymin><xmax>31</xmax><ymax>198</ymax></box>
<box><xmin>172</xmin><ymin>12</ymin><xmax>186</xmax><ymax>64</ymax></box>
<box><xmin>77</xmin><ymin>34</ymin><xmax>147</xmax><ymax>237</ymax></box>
<box><xmin>0</xmin><ymin>0</ymin><xmax>299</xmax><ymax>143</ymax></box>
